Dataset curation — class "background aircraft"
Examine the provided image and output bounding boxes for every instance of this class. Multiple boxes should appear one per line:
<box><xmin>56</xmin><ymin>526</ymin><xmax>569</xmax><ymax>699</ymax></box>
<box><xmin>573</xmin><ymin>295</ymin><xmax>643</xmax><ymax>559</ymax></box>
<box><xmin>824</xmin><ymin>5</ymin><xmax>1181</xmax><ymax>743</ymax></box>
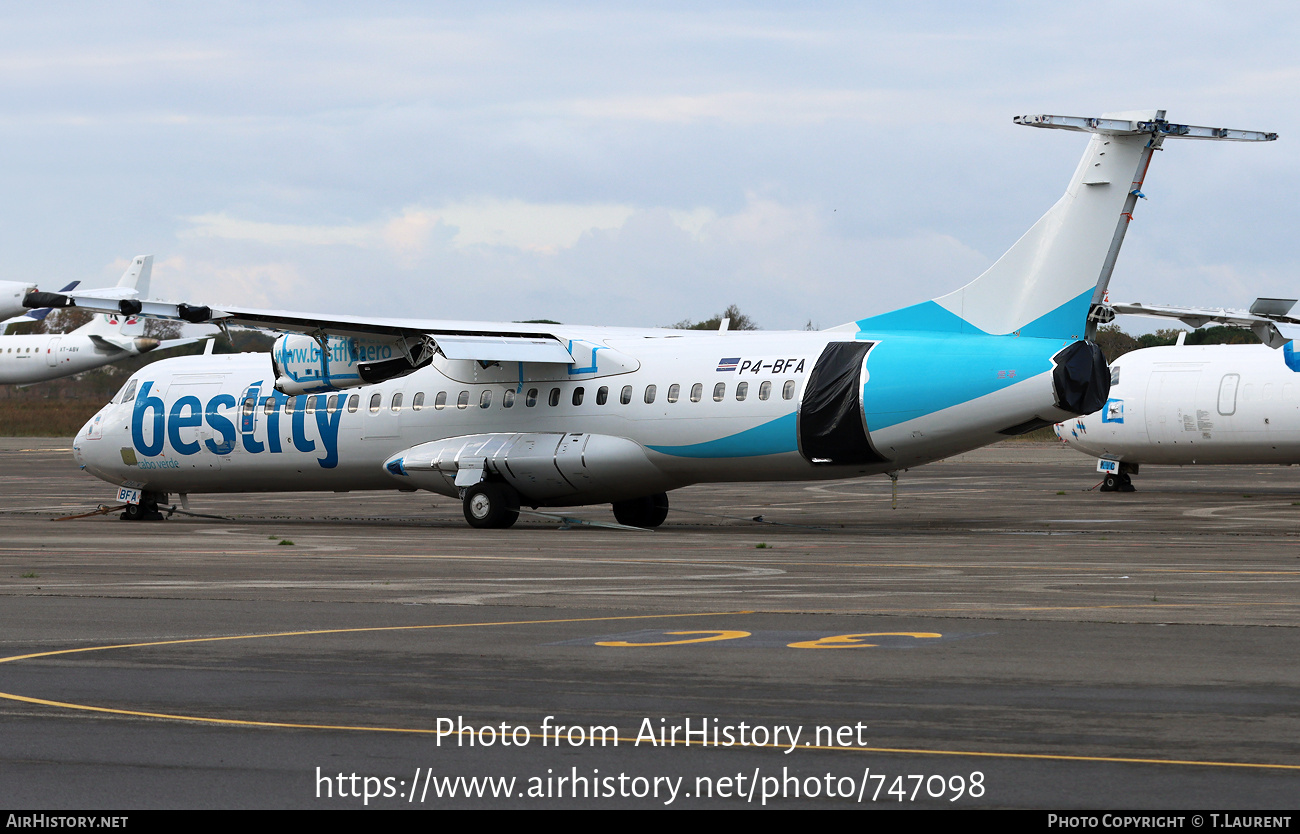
<box><xmin>2</xmin><ymin>280</ymin><xmax>80</xmax><ymax>332</ymax></box>
<box><xmin>1056</xmin><ymin>300</ymin><xmax>1300</xmax><ymax>491</ymax></box>
<box><xmin>0</xmin><ymin>280</ymin><xmax>38</xmax><ymax>320</ymax></box>
<box><xmin>1</xmin><ymin>256</ymin><xmax>211</xmax><ymax>385</ymax></box>
<box><xmin>59</xmin><ymin>112</ymin><xmax>1276</xmax><ymax>526</ymax></box>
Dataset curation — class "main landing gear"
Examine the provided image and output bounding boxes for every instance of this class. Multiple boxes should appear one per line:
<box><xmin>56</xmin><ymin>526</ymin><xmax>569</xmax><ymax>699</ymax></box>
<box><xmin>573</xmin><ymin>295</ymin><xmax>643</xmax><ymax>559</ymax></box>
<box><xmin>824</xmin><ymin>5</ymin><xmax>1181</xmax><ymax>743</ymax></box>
<box><xmin>462</xmin><ymin>482</ymin><xmax>521</xmax><ymax>529</ymax></box>
<box><xmin>459</xmin><ymin>485</ymin><xmax>671</xmax><ymax>530</ymax></box>
<box><xmin>121</xmin><ymin>491</ymin><xmax>168</xmax><ymax>521</ymax></box>
<box><xmin>611</xmin><ymin>493</ymin><xmax>670</xmax><ymax>528</ymax></box>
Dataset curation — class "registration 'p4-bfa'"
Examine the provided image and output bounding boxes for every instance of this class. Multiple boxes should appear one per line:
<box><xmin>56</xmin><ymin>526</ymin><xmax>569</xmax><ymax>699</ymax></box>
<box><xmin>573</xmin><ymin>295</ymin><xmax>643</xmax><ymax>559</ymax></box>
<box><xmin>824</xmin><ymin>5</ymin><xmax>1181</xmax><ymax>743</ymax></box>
<box><xmin>66</xmin><ymin>112</ymin><xmax>1275</xmax><ymax>527</ymax></box>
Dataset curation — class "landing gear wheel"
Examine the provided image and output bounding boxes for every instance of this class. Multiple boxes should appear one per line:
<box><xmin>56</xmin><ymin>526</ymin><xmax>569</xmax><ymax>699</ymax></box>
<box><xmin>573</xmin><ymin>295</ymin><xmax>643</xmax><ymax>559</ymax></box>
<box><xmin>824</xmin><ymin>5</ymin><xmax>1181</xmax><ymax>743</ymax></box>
<box><xmin>611</xmin><ymin>493</ymin><xmax>670</xmax><ymax>528</ymax></box>
<box><xmin>462</xmin><ymin>483</ymin><xmax>520</xmax><ymax>529</ymax></box>
<box><xmin>1101</xmin><ymin>474</ymin><xmax>1119</xmax><ymax>492</ymax></box>
<box><xmin>120</xmin><ymin>490</ymin><xmax>167</xmax><ymax>521</ymax></box>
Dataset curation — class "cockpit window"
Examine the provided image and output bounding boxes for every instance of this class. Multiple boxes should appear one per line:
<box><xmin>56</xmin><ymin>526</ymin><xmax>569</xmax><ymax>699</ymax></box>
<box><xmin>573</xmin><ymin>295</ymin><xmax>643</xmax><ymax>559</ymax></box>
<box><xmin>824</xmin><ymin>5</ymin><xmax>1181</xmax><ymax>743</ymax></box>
<box><xmin>117</xmin><ymin>380</ymin><xmax>139</xmax><ymax>404</ymax></box>
<box><xmin>1110</xmin><ymin>366</ymin><xmax>1121</xmax><ymax>386</ymax></box>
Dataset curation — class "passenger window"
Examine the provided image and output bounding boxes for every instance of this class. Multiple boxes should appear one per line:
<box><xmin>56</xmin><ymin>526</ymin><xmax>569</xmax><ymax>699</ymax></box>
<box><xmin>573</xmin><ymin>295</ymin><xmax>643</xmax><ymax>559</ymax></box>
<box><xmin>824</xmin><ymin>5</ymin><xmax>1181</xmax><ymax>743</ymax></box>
<box><xmin>480</xmin><ymin>390</ymin><xmax>492</xmax><ymax>408</ymax></box>
<box><xmin>242</xmin><ymin>396</ymin><xmax>256</xmax><ymax>415</ymax></box>
<box><xmin>620</xmin><ymin>385</ymin><xmax>632</xmax><ymax>405</ymax></box>
<box><xmin>758</xmin><ymin>381</ymin><xmax>771</xmax><ymax>401</ymax></box>
<box><xmin>526</xmin><ymin>388</ymin><xmax>538</xmax><ymax>407</ymax></box>
<box><xmin>457</xmin><ymin>391</ymin><xmax>470</xmax><ymax>409</ymax></box>
<box><xmin>435</xmin><ymin>391</ymin><xmax>447</xmax><ymax>410</ymax></box>
<box><xmin>503</xmin><ymin>389</ymin><xmax>515</xmax><ymax>408</ymax></box>
<box><xmin>667</xmin><ymin>384</ymin><xmax>680</xmax><ymax>403</ymax></box>
<box><xmin>369</xmin><ymin>393</ymin><xmax>381</xmax><ymax>413</ymax></box>
<box><xmin>328</xmin><ymin>394</ymin><xmax>341</xmax><ymax>414</ymax></box>
<box><xmin>391</xmin><ymin>393</ymin><xmax>403</xmax><ymax>412</ymax></box>
<box><xmin>265</xmin><ymin>398</ymin><xmax>276</xmax><ymax>415</ymax></box>
<box><xmin>782</xmin><ymin>380</ymin><xmax>795</xmax><ymax>400</ymax></box>
<box><xmin>549</xmin><ymin>388</ymin><xmax>561</xmax><ymax>407</ymax></box>
<box><xmin>286</xmin><ymin>397</ymin><xmax>297</xmax><ymax>415</ymax></box>
<box><xmin>644</xmin><ymin>385</ymin><xmax>657</xmax><ymax>404</ymax></box>
<box><xmin>347</xmin><ymin>394</ymin><xmax>359</xmax><ymax>413</ymax></box>
<box><xmin>305</xmin><ymin>396</ymin><xmax>317</xmax><ymax>415</ymax></box>
<box><xmin>713</xmin><ymin>382</ymin><xmax>725</xmax><ymax>402</ymax></box>
<box><xmin>412</xmin><ymin>392</ymin><xmax>425</xmax><ymax>411</ymax></box>
<box><xmin>736</xmin><ymin>381</ymin><xmax>748</xmax><ymax>401</ymax></box>
<box><xmin>690</xmin><ymin>383</ymin><xmax>703</xmax><ymax>403</ymax></box>
<box><xmin>572</xmin><ymin>387</ymin><xmax>584</xmax><ymax>406</ymax></box>
<box><xmin>596</xmin><ymin>386</ymin><xmax>608</xmax><ymax>405</ymax></box>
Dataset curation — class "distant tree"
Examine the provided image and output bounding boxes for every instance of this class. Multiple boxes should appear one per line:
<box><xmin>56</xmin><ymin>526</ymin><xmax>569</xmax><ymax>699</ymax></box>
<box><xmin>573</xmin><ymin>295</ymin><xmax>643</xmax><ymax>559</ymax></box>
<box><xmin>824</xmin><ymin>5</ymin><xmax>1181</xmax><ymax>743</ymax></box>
<box><xmin>216</xmin><ymin>329</ymin><xmax>276</xmax><ymax>354</ymax></box>
<box><xmin>144</xmin><ymin>318</ymin><xmax>183</xmax><ymax>340</ymax></box>
<box><xmin>41</xmin><ymin>308</ymin><xmax>96</xmax><ymax>334</ymax></box>
<box><xmin>672</xmin><ymin>304</ymin><xmax>759</xmax><ymax>331</ymax></box>
<box><xmin>1184</xmin><ymin>325</ymin><xmax>1260</xmax><ymax>346</ymax></box>
<box><xmin>1093</xmin><ymin>324</ymin><xmax>1139</xmax><ymax>362</ymax></box>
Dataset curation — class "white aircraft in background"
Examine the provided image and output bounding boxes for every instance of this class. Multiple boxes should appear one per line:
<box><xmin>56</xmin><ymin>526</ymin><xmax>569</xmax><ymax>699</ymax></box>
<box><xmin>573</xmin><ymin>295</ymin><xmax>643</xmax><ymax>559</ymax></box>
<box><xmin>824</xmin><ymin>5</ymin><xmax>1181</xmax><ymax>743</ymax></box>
<box><xmin>3</xmin><ymin>280</ymin><xmax>81</xmax><ymax>331</ymax></box>
<box><xmin>1</xmin><ymin>281</ymin><xmax>38</xmax><ymax>319</ymax></box>
<box><xmin>57</xmin><ymin>111</ymin><xmax>1276</xmax><ymax>526</ymax></box>
<box><xmin>1</xmin><ymin>256</ymin><xmax>211</xmax><ymax>385</ymax></box>
<box><xmin>1056</xmin><ymin>299</ymin><xmax>1300</xmax><ymax>491</ymax></box>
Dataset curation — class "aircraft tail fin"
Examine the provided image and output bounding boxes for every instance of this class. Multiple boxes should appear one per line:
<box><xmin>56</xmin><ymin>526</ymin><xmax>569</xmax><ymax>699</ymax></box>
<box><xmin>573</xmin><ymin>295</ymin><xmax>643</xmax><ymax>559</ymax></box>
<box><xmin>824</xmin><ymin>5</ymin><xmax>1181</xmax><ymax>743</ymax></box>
<box><xmin>78</xmin><ymin>256</ymin><xmax>155</xmax><ymax>347</ymax></box>
<box><xmin>853</xmin><ymin>112</ymin><xmax>1276</xmax><ymax>340</ymax></box>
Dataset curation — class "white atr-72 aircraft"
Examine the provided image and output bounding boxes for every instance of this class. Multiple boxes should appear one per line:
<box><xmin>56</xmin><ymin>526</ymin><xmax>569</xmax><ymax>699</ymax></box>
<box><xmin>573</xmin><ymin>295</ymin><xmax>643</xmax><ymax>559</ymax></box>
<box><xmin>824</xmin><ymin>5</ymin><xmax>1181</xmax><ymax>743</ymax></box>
<box><xmin>56</xmin><ymin>111</ymin><xmax>1276</xmax><ymax>526</ymax></box>
<box><xmin>0</xmin><ymin>280</ymin><xmax>39</xmax><ymax>320</ymax></box>
<box><xmin>1</xmin><ymin>256</ymin><xmax>206</xmax><ymax>385</ymax></box>
<box><xmin>1055</xmin><ymin>299</ymin><xmax>1300</xmax><ymax>491</ymax></box>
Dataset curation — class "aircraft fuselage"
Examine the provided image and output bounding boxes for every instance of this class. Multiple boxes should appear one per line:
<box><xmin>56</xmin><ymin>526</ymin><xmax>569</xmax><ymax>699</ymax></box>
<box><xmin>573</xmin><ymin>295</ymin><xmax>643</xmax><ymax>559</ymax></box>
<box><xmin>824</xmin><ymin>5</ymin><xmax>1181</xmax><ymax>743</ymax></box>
<box><xmin>1056</xmin><ymin>343</ymin><xmax>1300</xmax><ymax>466</ymax></box>
<box><xmin>75</xmin><ymin>327</ymin><xmax>1075</xmax><ymax>504</ymax></box>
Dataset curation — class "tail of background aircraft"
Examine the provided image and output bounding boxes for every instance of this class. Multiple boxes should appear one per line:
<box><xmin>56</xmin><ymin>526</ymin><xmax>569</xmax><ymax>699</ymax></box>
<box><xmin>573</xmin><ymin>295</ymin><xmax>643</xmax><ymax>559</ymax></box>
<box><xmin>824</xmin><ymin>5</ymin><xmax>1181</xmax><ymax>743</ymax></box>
<box><xmin>78</xmin><ymin>255</ymin><xmax>157</xmax><ymax>352</ymax></box>
<box><xmin>854</xmin><ymin>111</ymin><xmax>1275</xmax><ymax>340</ymax></box>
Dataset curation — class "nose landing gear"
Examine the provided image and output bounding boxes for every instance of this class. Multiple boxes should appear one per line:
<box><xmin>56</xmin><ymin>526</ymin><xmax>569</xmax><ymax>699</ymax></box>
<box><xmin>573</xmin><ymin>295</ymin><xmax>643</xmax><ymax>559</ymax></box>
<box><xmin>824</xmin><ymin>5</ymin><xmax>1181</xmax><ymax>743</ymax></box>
<box><xmin>121</xmin><ymin>491</ymin><xmax>168</xmax><ymax>521</ymax></box>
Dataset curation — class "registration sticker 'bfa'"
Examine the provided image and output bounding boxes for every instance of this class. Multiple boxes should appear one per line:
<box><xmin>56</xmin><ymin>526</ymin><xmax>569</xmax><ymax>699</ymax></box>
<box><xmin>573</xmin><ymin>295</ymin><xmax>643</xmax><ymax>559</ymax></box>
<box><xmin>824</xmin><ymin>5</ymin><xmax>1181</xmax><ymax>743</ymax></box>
<box><xmin>117</xmin><ymin>487</ymin><xmax>141</xmax><ymax>505</ymax></box>
<box><xmin>718</xmin><ymin>357</ymin><xmax>807</xmax><ymax>375</ymax></box>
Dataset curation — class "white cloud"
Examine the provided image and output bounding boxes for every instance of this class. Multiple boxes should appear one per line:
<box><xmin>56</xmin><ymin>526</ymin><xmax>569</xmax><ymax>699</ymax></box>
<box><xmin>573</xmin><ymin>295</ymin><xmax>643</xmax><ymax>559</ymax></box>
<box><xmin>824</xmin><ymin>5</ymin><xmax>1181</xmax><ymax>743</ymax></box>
<box><xmin>150</xmin><ymin>256</ymin><xmax>307</xmax><ymax>309</ymax></box>
<box><xmin>180</xmin><ymin>199</ymin><xmax>695</xmax><ymax>257</ymax></box>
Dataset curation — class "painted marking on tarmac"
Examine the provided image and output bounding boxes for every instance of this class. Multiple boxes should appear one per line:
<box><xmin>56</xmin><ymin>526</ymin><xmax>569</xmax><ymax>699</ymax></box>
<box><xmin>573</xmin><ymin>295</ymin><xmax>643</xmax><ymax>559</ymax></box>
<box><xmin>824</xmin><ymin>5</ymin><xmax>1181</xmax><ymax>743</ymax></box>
<box><xmin>1</xmin><ymin>613</ymin><xmax>1299</xmax><ymax>771</ymax></box>
<box><xmin>564</xmin><ymin>630</ymin><xmax>981</xmax><ymax>649</ymax></box>
<box><xmin>595</xmin><ymin>630</ymin><xmax>752</xmax><ymax>647</ymax></box>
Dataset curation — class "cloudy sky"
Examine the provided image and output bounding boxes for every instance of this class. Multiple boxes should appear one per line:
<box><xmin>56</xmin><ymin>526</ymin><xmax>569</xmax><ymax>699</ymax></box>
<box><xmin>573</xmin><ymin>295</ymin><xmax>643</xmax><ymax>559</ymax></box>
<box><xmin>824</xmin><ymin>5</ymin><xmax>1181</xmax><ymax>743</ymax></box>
<box><xmin>2</xmin><ymin>3</ymin><xmax>1297</xmax><ymax>331</ymax></box>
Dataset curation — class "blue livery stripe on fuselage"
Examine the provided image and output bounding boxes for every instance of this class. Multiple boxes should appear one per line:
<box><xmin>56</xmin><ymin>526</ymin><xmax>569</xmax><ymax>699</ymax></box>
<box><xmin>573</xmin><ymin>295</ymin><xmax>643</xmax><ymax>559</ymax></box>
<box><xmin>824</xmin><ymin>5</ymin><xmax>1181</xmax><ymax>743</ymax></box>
<box><xmin>859</xmin><ymin>331</ymin><xmax>1059</xmax><ymax>430</ymax></box>
<box><xmin>855</xmin><ymin>288</ymin><xmax>1093</xmax><ymax>341</ymax></box>
<box><xmin>647</xmin><ymin>412</ymin><xmax>798</xmax><ymax>458</ymax></box>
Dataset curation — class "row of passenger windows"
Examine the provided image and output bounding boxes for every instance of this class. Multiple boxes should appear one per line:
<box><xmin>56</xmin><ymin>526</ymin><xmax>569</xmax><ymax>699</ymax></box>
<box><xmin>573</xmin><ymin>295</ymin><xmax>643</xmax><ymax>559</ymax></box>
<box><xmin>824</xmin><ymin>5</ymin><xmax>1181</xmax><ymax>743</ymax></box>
<box><xmin>242</xmin><ymin>380</ymin><xmax>799</xmax><ymax>416</ymax></box>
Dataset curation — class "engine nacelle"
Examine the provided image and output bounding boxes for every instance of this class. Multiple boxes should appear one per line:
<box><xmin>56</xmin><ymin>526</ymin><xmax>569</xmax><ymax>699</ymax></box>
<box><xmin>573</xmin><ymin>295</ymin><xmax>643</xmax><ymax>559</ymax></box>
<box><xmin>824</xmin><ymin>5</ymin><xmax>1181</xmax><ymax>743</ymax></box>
<box><xmin>383</xmin><ymin>432</ymin><xmax>676</xmax><ymax>505</ymax></box>
<box><xmin>271</xmin><ymin>333</ymin><xmax>426</xmax><ymax>395</ymax></box>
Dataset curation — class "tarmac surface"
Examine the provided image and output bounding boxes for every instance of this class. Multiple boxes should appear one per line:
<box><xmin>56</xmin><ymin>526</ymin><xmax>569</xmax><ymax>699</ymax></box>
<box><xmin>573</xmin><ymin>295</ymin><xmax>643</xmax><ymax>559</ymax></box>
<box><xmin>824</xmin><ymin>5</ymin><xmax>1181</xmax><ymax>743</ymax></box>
<box><xmin>2</xmin><ymin>437</ymin><xmax>1299</xmax><ymax>809</ymax></box>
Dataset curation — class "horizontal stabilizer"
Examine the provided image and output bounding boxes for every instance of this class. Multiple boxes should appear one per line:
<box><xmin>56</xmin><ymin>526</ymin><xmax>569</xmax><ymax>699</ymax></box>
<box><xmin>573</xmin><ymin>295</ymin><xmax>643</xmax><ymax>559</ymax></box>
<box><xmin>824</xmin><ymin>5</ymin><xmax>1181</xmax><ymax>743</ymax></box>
<box><xmin>1106</xmin><ymin>300</ymin><xmax>1300</xmax><ymax>349</ymax></box>
<box><xmin>1015</xmin><ymin>114</ymin><xmax>1277</xmax><ymax>142</ymax></box>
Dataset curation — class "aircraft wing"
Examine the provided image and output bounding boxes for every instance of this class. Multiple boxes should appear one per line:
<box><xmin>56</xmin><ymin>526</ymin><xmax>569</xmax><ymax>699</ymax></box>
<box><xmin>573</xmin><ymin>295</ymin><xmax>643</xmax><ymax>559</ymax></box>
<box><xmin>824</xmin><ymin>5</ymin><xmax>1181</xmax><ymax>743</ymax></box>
<box><xmin>37</xmin><ymin>295</ymin><xmax>581</xmax><ymax>365</ymax></box>
<box><xmin>1104</xmin><ymin>298</ymin><xmax>1300</xmax><ymax>348</ymax></box>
